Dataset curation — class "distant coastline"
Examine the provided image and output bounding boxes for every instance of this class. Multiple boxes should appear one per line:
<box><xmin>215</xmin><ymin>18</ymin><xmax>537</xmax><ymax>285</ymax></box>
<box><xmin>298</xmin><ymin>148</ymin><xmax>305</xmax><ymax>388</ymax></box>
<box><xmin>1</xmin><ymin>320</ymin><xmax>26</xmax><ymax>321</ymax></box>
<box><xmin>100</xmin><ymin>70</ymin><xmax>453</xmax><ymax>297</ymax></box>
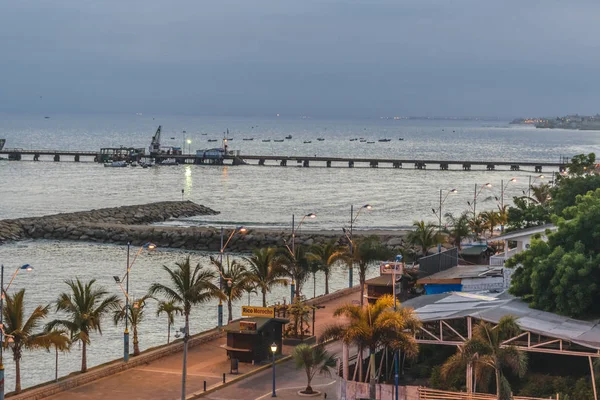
<box><xmin>511</xmin><ymin>114</ymin><xmax>600</xmax><ymax>131</ymax></box>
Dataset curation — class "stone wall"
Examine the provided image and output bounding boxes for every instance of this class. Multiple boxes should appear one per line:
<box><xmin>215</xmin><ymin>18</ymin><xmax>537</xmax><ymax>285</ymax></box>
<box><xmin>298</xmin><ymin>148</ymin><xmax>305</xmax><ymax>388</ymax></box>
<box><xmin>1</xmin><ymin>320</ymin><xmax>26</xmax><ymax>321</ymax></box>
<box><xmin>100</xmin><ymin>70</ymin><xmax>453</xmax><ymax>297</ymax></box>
<box><xmin>338</xmin><ymin>380</ymin><xmax>419</xmax><ymax>400</ymax></box>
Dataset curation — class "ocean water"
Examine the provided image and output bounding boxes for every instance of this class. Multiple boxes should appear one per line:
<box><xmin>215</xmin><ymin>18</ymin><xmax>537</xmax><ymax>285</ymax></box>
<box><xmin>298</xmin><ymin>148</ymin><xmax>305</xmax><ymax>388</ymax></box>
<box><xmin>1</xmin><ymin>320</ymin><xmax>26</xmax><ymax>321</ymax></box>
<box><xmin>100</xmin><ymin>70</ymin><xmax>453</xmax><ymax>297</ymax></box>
<box><xmin>0</xmin><ymin>114</ymin><xmax>599</xmax><ymax>390</ymax></box>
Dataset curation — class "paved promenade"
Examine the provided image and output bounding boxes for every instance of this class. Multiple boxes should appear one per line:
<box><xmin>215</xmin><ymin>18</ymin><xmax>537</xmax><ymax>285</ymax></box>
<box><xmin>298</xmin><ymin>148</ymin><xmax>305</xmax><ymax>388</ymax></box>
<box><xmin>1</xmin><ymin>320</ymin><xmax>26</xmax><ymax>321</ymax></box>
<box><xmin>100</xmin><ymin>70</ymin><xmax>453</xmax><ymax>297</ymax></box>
<box><xmin>44</xmin><ymin>290</ymin><xmax>359</xmax><ymax>400</ymax></box>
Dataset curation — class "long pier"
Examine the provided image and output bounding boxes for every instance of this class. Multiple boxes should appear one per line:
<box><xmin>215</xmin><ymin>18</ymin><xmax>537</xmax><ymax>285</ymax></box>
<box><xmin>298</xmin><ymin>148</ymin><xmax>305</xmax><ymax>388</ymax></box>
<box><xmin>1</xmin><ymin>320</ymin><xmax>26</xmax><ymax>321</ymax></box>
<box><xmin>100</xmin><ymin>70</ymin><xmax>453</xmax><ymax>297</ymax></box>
<box><xmin>0</xmin><ymin>148</ymin><xmax>567</xmax><ymax>172</ymax></box>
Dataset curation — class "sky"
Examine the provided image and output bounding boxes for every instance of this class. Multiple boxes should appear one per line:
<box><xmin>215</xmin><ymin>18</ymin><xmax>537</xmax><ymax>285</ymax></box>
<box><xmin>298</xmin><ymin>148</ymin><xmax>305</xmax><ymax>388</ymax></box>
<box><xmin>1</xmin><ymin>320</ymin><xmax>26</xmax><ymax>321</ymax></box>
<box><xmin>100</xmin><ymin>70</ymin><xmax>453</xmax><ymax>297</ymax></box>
<box><xmin>2</xmin><ymin>0</ymin><xmax>600</xmax><ymax>118</ymax></box>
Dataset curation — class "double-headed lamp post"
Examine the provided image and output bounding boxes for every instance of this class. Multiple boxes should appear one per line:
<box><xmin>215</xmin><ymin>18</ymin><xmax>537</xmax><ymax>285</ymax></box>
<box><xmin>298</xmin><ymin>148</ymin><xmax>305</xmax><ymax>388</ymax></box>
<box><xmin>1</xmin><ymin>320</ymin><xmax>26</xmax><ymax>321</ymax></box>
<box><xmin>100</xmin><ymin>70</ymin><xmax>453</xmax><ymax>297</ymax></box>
<box><xmin>467</xmin><ymin>183</ymin><xmax>492</xmax><ymax>218</ymax></box>
<box><xmin>348</xmin><ymin>204</ymin><xmax>372</xmax><ymax>288</ymax></box>
<box><xmin>289</xmin><ymin>213</ymin><xmax>316</xmax><ymax>301</ymax></box>
<box><xmin>0</xmin><ymin>264</ymin><xmax>34</xmax><ymax>400</ymax></box>
<box><xmin>271</xmin><ymin>342</ymin><xmax>278</xmax><ymax>397</ymax></box>
<box><xmin>218</xmin><ymin>226</ymin><xmax>247</xmax><ymax>327</ymax></box>
<box><xmin>114</xmin><ymin>242</ymin><xmax>156</xmax><ymax>362</ymax></box>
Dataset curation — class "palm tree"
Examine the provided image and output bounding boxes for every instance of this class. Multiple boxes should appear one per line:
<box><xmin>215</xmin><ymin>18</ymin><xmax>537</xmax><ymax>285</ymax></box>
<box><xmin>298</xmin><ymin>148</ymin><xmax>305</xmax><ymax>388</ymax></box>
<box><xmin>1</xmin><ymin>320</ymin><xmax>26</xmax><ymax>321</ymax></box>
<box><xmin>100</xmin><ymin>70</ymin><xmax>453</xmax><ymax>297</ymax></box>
<box><xmin>243</xmin><ymin>247</ymin><xmax>288</xmax><ymax>307</ymax></box>
<box><xmin>441</xmin><ymin>316</ymin><xmax>527</xmax><ymax>400</ymax></box>
<box><xmin>521</xmin><ymin>183</ymin><xmax>551</xmax><ymax>205</ymax></box>
<box><xmin>44</xmin><ymin>329</ymin><xmax>71</xmax><ymax>382</ymax></box>
<box><xmin>346</xmin><ymin>235</ymin><xmax>393</xmax><ymax>306</ymax></box>
<box><xmin>149</xmin><ymin>256</ymin><xmax>222</xmax><ymax>399</ymax></box>
<box><xmin>46</xmin><ymin>279</ymin><xmax>120</xmax><ymax>373</ymax></box>
<box><xmin>497</xmin><ymin>205</ymin><xmax>509</xmax><ymax>233</ymax></box>
<box><xmin>276</xmin><ymin>245</ymin><xmax>311</xmax><ymax>299</ymax></box>
<box><xmin>480</xmin><ymin>210</ymin><xmax>501</xmax><ymax>237</ymax></box>
<box><xmin>2</xmin><ymin>289</ymin><xmax>70</xmax><ymax>393</ymax></box>
<box><xmin>210</xmin><ymin>256</ymin><xmax>250</xmax><ymax>323</ymax></box>
<box><xmin>293</xmin><ymin>344</ymin><xmax>337</xmax><ymax>395</ymax></box>
<box><xmin>156</xmin><ymin>300</ymin><xmax>183</xmax><ymax>344</ymax></box>
<box><xmin>444</xmin><ymin>212</ymin><xmax>471</xmax><ymax>250</ymax></box>
<box><xmin>406</xmin><ymin>220</ymin><xmax>442</xmax><ymax>257</ymax></box>
<box><xmin>307</xmin><ymin>239</ymin><xmax>346</xmax><ymax>295</ymax></box>
<box><xmin>113</xmin><ymin>294</ymin><xmax>152</xmax><ymax>356</ymax></box>
<box><xmin>320</xmin><ymin>294</ymin><xmax>421</xmax><ymax>399</ymax></box>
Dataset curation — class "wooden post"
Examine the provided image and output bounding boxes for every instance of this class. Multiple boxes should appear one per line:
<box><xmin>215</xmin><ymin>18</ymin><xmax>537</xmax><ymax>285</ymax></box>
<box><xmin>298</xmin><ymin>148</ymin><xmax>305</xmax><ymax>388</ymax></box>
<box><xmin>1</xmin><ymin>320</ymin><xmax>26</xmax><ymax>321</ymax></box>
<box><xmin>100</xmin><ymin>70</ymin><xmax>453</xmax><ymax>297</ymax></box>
<box><xmin>589</xmin><ymin>356</ymin><xmax>597</xmax><ymax>400</ymax></box>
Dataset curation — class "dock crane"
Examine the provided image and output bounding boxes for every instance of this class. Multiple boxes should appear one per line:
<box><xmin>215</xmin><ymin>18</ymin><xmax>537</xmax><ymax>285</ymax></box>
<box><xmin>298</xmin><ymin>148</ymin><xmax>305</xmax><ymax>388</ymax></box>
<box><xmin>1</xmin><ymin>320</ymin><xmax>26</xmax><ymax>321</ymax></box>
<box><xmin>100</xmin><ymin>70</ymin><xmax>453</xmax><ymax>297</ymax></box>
<box><xmin>149</xmin><ymin>125</ymin><xmax>162</xmax><ymax>156</ymax></box>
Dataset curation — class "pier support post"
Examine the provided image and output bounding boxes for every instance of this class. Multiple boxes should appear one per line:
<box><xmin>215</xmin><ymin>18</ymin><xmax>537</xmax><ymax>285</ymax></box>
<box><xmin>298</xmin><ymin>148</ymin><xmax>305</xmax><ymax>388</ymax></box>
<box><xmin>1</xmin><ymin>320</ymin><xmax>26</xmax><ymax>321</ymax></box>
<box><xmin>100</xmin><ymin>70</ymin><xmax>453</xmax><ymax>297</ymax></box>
<box><xmin>486</xmin><ymin>164</ymin><xmax>495</xmax><ymax>171</ymax></box>
<box><xmin>393</xmin><ymin>162</ymin><xmax>402</xmax><ymax>169</ymax></box>
<box><xmin>462</xmin><ymin>163</ymin><xmax>471</xmax><ymax>171</ymax></box>
<box><xmin>53</xmin><ymin>154</ymin><xmax>60</xmax><ymax>162</ymax></box>
<box><xmin>74</xmin><ymin>155</ymin><xmax>80</xmax><ymax>162</ymax></box>
<box><xmin>415</xmin><ymin>162</ymin><xmax>426</xmax><ymax>170</ymax></box>
<box><xmin>303</xmin><ymin>160</ymin><xmax>309</xmax><ymax>167</ymax></box>
<box><xmin>535</xmin><ymin>165</ymin><xmax>543</xmax><ymax>173</ymax></box>
<box><xmin>280</xmin><ymin>160</ymin><xmax>287</xmax><ymax>166</ymax></box>
<box><xmin>440</xmin><ymin>163</ymin><xmax>449</xmax><ymax>170</ymax></box>
<box><xmin>326</xmin><ymin>160</ymin><xmax>331</xmax><ymax>167</ymax></box>
<box><xmin>369</xmin><ymin>161</ymin><xmax>378</xmax><ymax>168</ymax></box>
<box><xmin>33</xmin><ymin>153</ymin><xmax>40</xmax><ymax>161</ymax></box>
<box><xmin>511</xmin><ymin>165</ymin><xmax>520</xmax><ymax>171</ymax></box>
<box><xmin>348</xmin><ymin>161</ymin><xmax>354</xmax><ymax>168</ymax></box>
<box><xmin>258</xmin><ymin>159</ymin><xmax>265</xmax><ymax>166</ymax></box>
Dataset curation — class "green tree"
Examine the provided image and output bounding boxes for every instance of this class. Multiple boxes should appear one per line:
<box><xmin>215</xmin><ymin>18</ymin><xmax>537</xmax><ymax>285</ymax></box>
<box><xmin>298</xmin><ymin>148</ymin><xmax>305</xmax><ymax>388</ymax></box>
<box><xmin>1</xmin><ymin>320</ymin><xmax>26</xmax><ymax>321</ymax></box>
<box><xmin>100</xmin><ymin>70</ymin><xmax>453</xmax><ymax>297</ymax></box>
<box><xmin>480</xmin><ymin>210</ymin><xmax>501</xmax><ymax>237</ymax></box>
<box><xmin>210</xmin><ymin>256</ymin><xmax>250</xmax><ymax>323</ymax></box>
<box><xmin>567</xmin><ymin>153</ymin><xmax>596</xmax><ymax>176</ymax></box>
<box><xmin>320</xmin><ymin>294</ymin><xmax>421</xmax><ymax>398</ymax></box>
<box><xmin>508</xmin><ymin>188</ymin><xmax>600</xmax><ymax>317</ymax></box>
<box><xmin>441</xmin><ymin>316</ymin><xmax>527</xmax><ymax>400</ymax></box>
<box><xmin>307</xmin><ymin>239</ymin><xmax>346</xmax><ymax>295</ymax></box>
<box><xmin>346</xmin><ymin>235</ymin><xmax>393</xmax><ymax>306</ymax></box>
<box><xmin>47</xmin><ymin>279</ymin><xmax>120</xmax><ymax>372</ymax></box>
<box><xmin>243</xmin><ymin>247</ymin><xmax>288</xmax><ymax>307</ymax></box>
<box><xmin>406</xmin><ymin>220</ymin><xmax>442</xmax><ymax>256</ymax></box>
<box><xmin>2</xmin><ymin>289</ymin><xmax>70</xmax><ymax>393</ymax></box>
<box><xmin>292</xmin><ymin>344</ymin><xmax>337</xmax><ymax>395</ymax></box>
<box><xmin>444</xmin><ymin>212</ymin><xmax>472</xmax><ymax>250</ymax></box>
<box><xmin>156</xmin><ymin>300</ymin><xmax>183</xmax><ymax>344</ymax></box>
<box><xmin>506</xmin><ymin>197</ymin><xmax>551</xmax><ymax>231</ymax></box>
<box><xmin>113</xmin><ymin>294</ymin><xmax>153</xmax><ymax>355</ymax></box>
<box><xmin>551</xmin><ymin>173</ymin><xmax>600</xmax><ymax>214</ymax></box>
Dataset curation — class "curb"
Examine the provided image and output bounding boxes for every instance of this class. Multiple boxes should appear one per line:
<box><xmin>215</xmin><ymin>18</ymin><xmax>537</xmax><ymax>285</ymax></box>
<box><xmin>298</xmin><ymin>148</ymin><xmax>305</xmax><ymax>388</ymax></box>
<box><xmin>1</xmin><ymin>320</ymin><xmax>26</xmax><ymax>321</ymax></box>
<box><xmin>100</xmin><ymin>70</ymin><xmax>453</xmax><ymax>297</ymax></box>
<box><xmin>187</xmin><ymin>354</ymin><xmax>293</xmax><ymax>399</ymax></box>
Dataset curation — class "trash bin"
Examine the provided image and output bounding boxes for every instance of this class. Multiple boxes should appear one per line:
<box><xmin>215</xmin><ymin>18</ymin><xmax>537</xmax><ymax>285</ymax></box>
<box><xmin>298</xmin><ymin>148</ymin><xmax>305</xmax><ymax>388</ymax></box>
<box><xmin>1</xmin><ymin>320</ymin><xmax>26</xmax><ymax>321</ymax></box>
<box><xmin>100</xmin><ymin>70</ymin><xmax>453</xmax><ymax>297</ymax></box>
<box><xmin>230</xmin><ymin>358</ymin><xmax>239</xmax><ymax>374</ymax></box>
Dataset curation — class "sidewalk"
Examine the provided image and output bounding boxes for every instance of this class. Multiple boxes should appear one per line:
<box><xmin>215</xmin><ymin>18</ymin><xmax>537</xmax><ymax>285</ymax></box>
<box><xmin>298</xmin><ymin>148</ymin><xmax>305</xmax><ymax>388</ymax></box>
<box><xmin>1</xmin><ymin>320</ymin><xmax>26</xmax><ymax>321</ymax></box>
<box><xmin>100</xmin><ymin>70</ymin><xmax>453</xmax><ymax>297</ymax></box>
<box><xmin>43</xmin><ymin>289</ymin><xmax>359</xmax><ymax>400</ymax></box>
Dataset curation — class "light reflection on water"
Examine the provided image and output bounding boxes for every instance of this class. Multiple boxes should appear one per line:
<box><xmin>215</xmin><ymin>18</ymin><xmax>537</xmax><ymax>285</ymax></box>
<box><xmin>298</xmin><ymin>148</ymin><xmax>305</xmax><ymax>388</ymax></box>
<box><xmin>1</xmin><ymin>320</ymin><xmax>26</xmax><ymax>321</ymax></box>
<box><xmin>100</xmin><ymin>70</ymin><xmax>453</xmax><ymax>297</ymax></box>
<box><xmin>0</xmin><ymin>240</ymin><xmax>377</xmax><ymax>390</ymax></box>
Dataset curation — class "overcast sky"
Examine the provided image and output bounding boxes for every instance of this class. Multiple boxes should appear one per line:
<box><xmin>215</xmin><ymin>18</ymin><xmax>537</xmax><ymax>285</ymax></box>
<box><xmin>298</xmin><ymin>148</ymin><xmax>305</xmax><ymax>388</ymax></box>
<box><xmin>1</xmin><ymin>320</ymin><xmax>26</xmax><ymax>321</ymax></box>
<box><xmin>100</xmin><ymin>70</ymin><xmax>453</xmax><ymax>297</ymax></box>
<box><xmin>2</xmin><ymin>0</ymin><xmax>599</xmax><ymax>118</ymax></box>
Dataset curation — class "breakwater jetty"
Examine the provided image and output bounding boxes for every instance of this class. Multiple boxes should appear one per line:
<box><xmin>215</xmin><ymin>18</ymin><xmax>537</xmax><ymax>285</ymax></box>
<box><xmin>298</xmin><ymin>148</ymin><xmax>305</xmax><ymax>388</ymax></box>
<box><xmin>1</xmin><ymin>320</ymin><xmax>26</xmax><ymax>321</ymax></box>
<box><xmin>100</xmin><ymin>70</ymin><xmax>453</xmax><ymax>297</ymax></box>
<box><xmin>0</xmin><ymin>148</ymin><xmax>566</xmax><ymax>172</ymax></box>
<box><xmin>0</xmin><ymin>202</ymin><xmax>407</xmax><ymax>250</ymax></box>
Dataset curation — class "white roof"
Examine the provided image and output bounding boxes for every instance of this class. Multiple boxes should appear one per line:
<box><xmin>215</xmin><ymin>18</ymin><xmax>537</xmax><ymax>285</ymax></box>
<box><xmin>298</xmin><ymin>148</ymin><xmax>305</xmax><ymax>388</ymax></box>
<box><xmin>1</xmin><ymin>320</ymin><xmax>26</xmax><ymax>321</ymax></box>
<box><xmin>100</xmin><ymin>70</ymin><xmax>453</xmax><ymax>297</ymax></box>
<box><xmin>494</xmin><ymin>224</ymin><xmax>556</xmax><ymax>241</ymax></box>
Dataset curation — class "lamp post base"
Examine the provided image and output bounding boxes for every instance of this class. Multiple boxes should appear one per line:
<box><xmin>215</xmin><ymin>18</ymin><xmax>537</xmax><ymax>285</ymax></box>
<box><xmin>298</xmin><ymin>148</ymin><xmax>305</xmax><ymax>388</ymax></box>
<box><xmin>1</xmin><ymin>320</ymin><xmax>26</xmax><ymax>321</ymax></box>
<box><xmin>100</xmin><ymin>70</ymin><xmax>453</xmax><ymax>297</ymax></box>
<box><xmin>348</xmin><ymin>267</ymin><xmax>353</xmax><ymax>288</ymax></box>
<box><xmin>124</xmin><ymin>331</ymin><xmax>129</xmax><ymax>362</ymax></box>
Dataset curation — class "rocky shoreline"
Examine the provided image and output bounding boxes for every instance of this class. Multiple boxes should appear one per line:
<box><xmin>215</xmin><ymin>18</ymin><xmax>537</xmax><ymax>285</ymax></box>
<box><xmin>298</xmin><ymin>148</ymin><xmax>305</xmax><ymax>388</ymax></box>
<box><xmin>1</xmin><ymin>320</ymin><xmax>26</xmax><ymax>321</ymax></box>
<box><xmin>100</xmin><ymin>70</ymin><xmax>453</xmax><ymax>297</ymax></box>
<box><xmin>0</xmin><ymin>201</ymin><xmax>408</xmax><ymax>251</ymax></box>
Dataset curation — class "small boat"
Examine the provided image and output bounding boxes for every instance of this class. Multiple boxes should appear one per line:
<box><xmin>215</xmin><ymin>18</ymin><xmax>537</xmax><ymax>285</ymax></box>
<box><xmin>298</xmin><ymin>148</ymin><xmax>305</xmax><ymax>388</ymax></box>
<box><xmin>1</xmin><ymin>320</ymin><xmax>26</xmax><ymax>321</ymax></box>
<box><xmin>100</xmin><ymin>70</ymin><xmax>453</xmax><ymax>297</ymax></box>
<box><xmin>140</xmin><ymin>161</ymin><xmax>154</xmax><ymax>168</ymax></box>
<box><xmin>317</xmin><ymin>138</ymin><xmax>325</xmax><ymax>141</ymax></box>
<box><xmin>367</xmin><ymin>141</ymin><xmax>375</xmax><ymax>144</ymax></box>
<box><xmin>130</xmin><ymin>162</ymin><xmax>138</xmax><ymax>167</ymax></box>
<box><xmin>398</xmin><ymin>138</ymin><xmax>404</xmax><ymax>141</ymax></box>
<box><xmin>303</xmin><ymin>141</ymin><xmax>312</xmax><ymax>144</ymax></box>
<box><xmin>104</xmin><ymin>161</ymin><xmax>128</xmax><ymax>168</ymax></box>
<box><xmin>360</xmin><ymin>139</ymin><xmax>367</xmax><ymax>143</ymax></box>
<box><xmin>242</xmin><ymin>138</ymin><xmax>254</xmax><ymax>141</ymax></box>
<box><xmin>262</xmin><ymin>139</ymin><xmax>271</xmax><ymax>142</ymax></box>
<box><xmin>359</xmin><ymin>137</ymin><xmax>364</xmax><ymax>140</ymax></box>
<box><xmin>226</xmin><ymin>138</ymin><xmax>233</xmax><ymax>141</ymax></box>
<box><xmin>201</xmin><ymin>133</ymin><xmax>208</xmax><ymax>136</ymax></box>
<box><xmin>44</xmin><ymin>116</ymin><xmax>50</xmax><ymax>119</ymax></box>
<box><xmin>158</xmin><ymin>158</ymin><xmax>178</xmax><ymax>166</ymax></box>
<box><xmin>349</xmin><ymin>138</ymin><xmax>356</xmax><ymax>142</ymax></box>
<box><xmin>378</xmin><ymin>139</ymin><xmax>391</xmax><ymax>142</ymax></box>
<box><xmin>274</xmin><ymin>139</ymin><xmax>284</xmax><ymax>142</ymax></box>
<box><xmin>208</xmin><ymin>139</ymin><xmax>217</xmax><ymax>142</ymax></box>
<box><xmin>285</xmin><ymin>135</ymin><xmax>292</xmax><ymax>139</ymax></box>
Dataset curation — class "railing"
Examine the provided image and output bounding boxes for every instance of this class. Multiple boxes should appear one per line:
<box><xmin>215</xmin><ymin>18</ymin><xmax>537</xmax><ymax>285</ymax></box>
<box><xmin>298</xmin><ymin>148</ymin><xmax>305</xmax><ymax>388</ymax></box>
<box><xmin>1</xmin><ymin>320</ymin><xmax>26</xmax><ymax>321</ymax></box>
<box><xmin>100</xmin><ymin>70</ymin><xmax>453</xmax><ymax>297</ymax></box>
<box><xmin>489</xmin><ymin>248</ymin><xmax>519</xmax><ymax>266</ymax></box>
<box><xmin>418</xmin><ymin>388</ymin><xmax>557</xmax><ymax>400</ymax></box>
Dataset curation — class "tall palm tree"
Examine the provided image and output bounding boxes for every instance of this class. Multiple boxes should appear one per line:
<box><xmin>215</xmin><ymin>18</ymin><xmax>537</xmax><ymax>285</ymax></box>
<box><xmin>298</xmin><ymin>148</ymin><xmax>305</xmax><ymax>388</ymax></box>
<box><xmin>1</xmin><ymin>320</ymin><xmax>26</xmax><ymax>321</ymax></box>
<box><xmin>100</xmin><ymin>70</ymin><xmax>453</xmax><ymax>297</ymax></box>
<box><xmin>113</xmin><ymin>294</ymin><xmax>153</xmax><ymax>356</ymax></box>
<box><xmin>149</xmin><ymin>257</ymin><xmax>222</xmax><ymax>399</ymax></box>
<box><xmin>444</xmin><ymin>212</ymin><xmax>471</xmax><ymax>250</ymax></box>
<box><xmin>497</xmin><ymin>205</ymin><xmax>509</xmax><ymax>233</ymax></box>
<box><xmin>480</xmin><ymin>210</ymin><xmax>501</xmax><ymax>237</ymax></box>
<box><xmin>210</xmin><ymin>256</ymin><xmax>250</xmax><ymax>323</ymax></box>
<box><xmin>441</xmin><ymin>316</ymin><xmax>527</xmax><ymax>400</ymax></box>
<box><xmin>156</xmin><ymin>300</ymin><xmax>183</xmax><ymax>344</ymax></box>
<box><xmin>346</xmin><ymin>235</ymin><xmax>393</xmax><ymax>306</ymax></box>
<box><xmin>293</xmin><ymin>344</ymin><xmax>337</xmax><ymax>395</ymax></box>
<box><xmin>276</xmin><ymin>245</ymin><xmax>311</xmax><ymax>299</ymax></box>
<box><xmin>46</xmin><ymin>279</ymin><xmax>120</xmax><ymax>373</ymax></box>
<box><xmin>406</xmin><ymin>220</ymin><xmax>442</xmax><ymax>257</ymax></box>
<box><xmin>520</xmin><ymin>183</ymin><xmax>551</xmax><ymax>205</ymax></box>
<box><xmin>320</xmin><ymin>294</ymin><xmax>421</xmax><ymax>399</ymax></box>
<box><xmin>2</xmin><ymin>289</ymin><xmax>70</xmax><ymax>393</ymax></box>
<box><xmin>307</xmin><ymin>239</ymin><xmax>346</xmax><ymax>295</ymax></box>
<box><xmin>243</xmin><ymin>247</ymin><xmax>288</xmax><ymax>307</ymax></box>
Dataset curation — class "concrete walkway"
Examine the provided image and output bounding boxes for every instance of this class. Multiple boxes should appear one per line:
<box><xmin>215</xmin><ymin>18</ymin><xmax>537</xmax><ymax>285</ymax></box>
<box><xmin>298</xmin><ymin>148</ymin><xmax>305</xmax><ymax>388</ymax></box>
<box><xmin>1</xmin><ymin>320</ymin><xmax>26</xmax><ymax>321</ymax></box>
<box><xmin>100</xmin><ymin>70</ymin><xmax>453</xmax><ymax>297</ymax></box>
<box><xmin>44</xmin><ymin>290</ymin><xmax>359</xmax><ymax>400</ymax></box>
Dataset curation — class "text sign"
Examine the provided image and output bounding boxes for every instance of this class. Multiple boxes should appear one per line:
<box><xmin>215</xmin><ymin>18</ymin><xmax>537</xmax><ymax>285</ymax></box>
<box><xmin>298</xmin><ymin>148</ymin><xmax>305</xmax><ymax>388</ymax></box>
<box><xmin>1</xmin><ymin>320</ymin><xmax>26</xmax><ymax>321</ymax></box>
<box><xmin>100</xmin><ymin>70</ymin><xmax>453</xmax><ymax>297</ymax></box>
<box><xmin>241</xmin><ymin>306</ymin><xmax>275</xmax><ymax>318</ymax></box>
<box><xmin>380</xmin><ymin>261</ymin><xmax>403</xmax><ymax>275</ymax></box>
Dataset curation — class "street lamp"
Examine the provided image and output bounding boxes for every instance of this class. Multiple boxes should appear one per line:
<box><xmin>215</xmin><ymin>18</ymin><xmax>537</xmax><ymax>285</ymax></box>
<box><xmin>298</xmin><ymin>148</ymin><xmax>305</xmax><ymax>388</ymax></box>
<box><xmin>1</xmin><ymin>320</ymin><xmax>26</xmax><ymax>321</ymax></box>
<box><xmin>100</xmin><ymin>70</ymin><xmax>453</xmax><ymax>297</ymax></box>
<box><xmin>116</xmin><ymin>242</ymin><xmax>156</xmax><ymax>362</ymax></box>
<box><xmin>218</xmin><ymin>226</ymin><xmax>247</xmax><ymax>327</ymax></box>
<box><xmin>289</xmin><ymin>213</ymin><xmax>316</xmax><ymax>301</ymax></box>
<box><xmin>527</xmin><ymin>174</ymin><xmax>544</xmax><ymax>202</ymax></box>
<box><xmin>347</xmin><ymin>204</ymin><xmax>372</xmax><ymax>288</ymax></box>
<box><xmin>271</xmin><ymin>342</ymin><xmax>278</xmax><ymax>397</ymax></box>
<box><xmin>467</xmin><ymin>183</ymin><xmax>492</xmax><ymax>218</ymax></box>
<box><xmin>186</xmin><ymin>139</ymin><xmax>192</xmax><ymax>154</ymax></box>
<box><xmin>0</xmin><ymin>264</ymin><xmax>34</xmax><ymax>400</ymax></box>
<box><xmin>493</xmin><ymin>178</ymin><xmax>517</xmax><ymax>233</ymax></box>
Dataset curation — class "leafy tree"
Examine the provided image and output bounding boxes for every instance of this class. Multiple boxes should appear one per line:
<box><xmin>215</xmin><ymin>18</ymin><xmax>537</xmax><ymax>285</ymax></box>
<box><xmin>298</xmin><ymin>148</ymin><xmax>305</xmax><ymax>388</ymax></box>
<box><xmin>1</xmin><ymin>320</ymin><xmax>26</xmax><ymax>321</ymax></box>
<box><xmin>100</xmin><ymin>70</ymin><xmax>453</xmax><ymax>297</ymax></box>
<box><xmin>441</xmin><ymin>316</ymin><xmax>527</xmax><ymax>400</ymax></box>
<box><xmin>307</xmin><ymin>239</ymin><xmax>346</xmax><ymax>295</ymax></box>
<box><xmin>2</xmin><ymin>289</ymin><xmax>70</xmax><ymax>393</ymax></box>
<box><xmin>210</xmin><ymin>256</ymin><xmax>250</xmax><ymax>323</ymax></box>
<box><xmin>156</xmin><ymin>300</ymin><xmax>183</xmax><ymax>344</ymax></box>
<box><xmin>345</xmin><ymin>235</ymin><xmax>393</xmax><ymax>306</ymax></box>
<box><xmin>406</xmin><ymin>220</ymin><xmax>442</xmax><ymax>256</ymax></box>
<box><xmin>506</xmin><ymin>197</ymin><xmax>551</xmax><ymax>231</ymax></box>
<box><xmin>320</xmin><ymin>294</ymin><xmax>421</xmax><ymax>398</ymax></box>
<box><xmin>47</xmin><ymin>279</ymin><xmax>120</xmax><ymax>372</ymax></box>
<box><xmin>292</xmin><ymin>344</ymin><xmax>337</xmax><ymax>395</ymax></box>
<box><xmin>567</xmin><ymin>153</ymin><xmax>596</xmax><ymax>176</ymax></box>
<box><xmin>243</xmin><ymin>247</ymin><xmax>287</xmax><ymax>306</ymax></box>
<box><xmin>551</xmin><ymin>173</ymin><xmax>600</xmax><ymax>214</ymax></box>
<box><xmin>444</xmin><ymin>212</ymin><xmax>471</xmax><ymax>250</ymax></box>
<box><xmin>508</xmin><ymin>188</ymin><xmax>600</xmax><ymax>317</ymax></box>
<box><xmin>113</xmin><ymin>294</ymin><xmax>153</xmax><ymax>355</ymax></box>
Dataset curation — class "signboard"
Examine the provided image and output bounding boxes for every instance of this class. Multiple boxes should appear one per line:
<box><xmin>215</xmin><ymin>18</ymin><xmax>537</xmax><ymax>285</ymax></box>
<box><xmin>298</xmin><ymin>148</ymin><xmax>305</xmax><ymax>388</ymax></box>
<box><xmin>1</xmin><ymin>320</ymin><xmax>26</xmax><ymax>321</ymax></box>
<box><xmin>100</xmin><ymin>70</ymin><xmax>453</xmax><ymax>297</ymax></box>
<box><xmin>241</xmin><ymin>306</ymin><xmax>275</xmax><ymax>318</ymax></box>
<box><xmin>380</xmin><ymin>261</ymin><xmax>403</xmax><ymax>275</ymax></box>
<box><xmin>239</xmin><ymin>320</ymin><xmax>257</xmax><ymax>332</ymax></box>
